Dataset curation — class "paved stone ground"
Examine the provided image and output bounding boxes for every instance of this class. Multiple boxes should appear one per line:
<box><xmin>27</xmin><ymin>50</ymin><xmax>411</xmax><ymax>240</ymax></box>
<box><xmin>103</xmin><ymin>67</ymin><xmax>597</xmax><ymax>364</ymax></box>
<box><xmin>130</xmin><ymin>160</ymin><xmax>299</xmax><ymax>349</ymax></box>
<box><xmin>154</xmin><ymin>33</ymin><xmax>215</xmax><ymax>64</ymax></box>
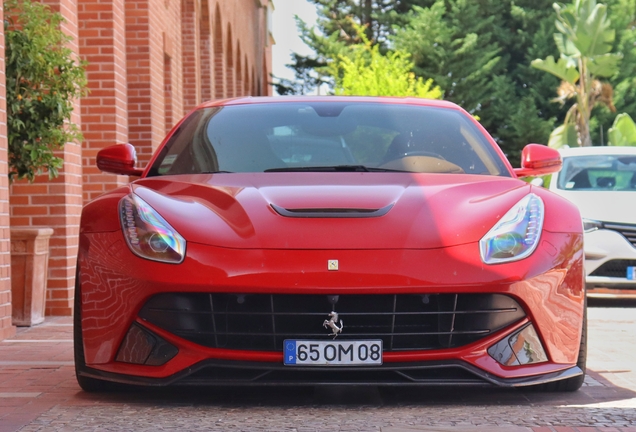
<box><xmin>1</xmin><ymin>300</ymin><xmax>635</xmax><ymax>432</ymax></box>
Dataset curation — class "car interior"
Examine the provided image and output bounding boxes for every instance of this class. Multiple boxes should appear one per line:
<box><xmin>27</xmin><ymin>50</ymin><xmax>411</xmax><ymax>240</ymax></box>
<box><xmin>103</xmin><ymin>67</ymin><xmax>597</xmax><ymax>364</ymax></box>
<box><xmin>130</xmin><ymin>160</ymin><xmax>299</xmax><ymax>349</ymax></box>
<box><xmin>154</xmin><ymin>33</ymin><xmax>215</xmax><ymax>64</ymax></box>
<box><xmin>148</xmin><ymin>103</ymin><xmax>510</xmax><ymax>177</ymax></box>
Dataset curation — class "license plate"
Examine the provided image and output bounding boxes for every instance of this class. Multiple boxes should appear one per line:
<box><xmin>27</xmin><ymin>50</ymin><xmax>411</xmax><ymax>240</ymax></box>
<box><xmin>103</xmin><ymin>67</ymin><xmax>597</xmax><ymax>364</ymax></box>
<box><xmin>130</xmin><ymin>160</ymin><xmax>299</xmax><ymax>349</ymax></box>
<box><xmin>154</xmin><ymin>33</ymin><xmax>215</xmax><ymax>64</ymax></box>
<box><xmin>283</xmin><ymin>340</ymin><xmax>383</xmax><ymax>366</ymax></box>
<box><xmin>628</xmin><ymin>267</ymin><xmax>635</xmax><ymax>280</ymax></box>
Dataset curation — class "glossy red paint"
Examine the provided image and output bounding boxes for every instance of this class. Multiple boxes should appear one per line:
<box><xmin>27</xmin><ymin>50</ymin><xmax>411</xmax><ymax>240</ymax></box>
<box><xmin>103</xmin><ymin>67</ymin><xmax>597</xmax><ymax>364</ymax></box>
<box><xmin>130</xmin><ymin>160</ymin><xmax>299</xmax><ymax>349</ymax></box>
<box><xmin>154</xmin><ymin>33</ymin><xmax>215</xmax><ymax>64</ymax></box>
<box><xmin>129</xmin><ymin>174</ymin><xmax>533</xmax><ymax>250</ymax></box>
<box><xmin>514</xmin><ymin>144</ymin><xmax>563</xmax><ymax>177</ymax></box>
<box><xmin>78</xmin><ymin>226</ymin><xmax>583</xmax><ymax>376</ymax></box>
<box><xmin>77</xmin><ymin>97</ymin><xmax>585</xmax><ymax>390</ymax></box>
<box><xmin>96</xmin><ymin>143</ymin><xmax>144</xmax><ymax>176</ymax></box>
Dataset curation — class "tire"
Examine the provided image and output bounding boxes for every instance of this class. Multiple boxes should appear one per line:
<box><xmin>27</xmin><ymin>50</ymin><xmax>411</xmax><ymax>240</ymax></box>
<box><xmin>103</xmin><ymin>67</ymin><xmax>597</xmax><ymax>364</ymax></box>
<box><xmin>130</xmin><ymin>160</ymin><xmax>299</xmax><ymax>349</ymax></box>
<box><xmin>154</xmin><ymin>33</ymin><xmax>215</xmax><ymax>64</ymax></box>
<box><xmin>530</xmin><ymin>303</ymin><xmax>587</xmax><ymax>392</ymax></box>
<box><xmin>73</xmin><ymin>268</ymin><xmax>116</xmax><ymax>392</ymax></box>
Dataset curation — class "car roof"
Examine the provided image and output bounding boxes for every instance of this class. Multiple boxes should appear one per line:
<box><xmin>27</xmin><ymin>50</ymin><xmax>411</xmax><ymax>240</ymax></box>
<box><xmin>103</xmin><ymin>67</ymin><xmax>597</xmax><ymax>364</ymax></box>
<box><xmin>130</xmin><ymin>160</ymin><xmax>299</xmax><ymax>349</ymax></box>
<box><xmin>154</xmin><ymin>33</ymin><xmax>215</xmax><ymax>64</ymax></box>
<box><xmin>197</xmin><ymin>96</ymin><xmax>463</xmax><ymax>111</ymax></box>
<box><xmin>558</xmin><ymin>146</ymin><xmax>636</xmax><ymax>157</ymax></box>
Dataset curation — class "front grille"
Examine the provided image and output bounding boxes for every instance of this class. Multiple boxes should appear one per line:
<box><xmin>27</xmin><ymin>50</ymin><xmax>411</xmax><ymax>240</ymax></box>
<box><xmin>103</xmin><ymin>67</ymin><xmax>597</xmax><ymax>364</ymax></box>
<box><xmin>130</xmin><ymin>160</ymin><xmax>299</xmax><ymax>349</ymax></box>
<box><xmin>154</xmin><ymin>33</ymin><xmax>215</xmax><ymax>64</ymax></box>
<box><xmin>590</xmin><ymin>259</ymin><xmax>636</xmax><ymax>278</ymax></box>
<box><xmin>139</xmin><ymin>293</ymin><xmax>525</xmax><ymax>352</ymax></box>
<box><xmin>603</xmin><ymin>222</ymin><xmax>636</xmax><ymax>248</ymax></box>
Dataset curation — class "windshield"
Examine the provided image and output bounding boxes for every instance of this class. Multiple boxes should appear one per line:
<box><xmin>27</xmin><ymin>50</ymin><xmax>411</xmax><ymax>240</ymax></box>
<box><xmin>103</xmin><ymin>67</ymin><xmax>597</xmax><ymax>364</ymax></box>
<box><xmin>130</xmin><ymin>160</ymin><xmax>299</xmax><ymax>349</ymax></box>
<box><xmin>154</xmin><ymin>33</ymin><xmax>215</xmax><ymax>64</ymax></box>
<box><xmin>557</xmin><ymin>154</ymin><xmax>636</xmax><ymax>191</ymax></box>
<box><xmin>147</xmin><ymin>102</ymin><xmax>509</xmax><ymax>176</ymax></box>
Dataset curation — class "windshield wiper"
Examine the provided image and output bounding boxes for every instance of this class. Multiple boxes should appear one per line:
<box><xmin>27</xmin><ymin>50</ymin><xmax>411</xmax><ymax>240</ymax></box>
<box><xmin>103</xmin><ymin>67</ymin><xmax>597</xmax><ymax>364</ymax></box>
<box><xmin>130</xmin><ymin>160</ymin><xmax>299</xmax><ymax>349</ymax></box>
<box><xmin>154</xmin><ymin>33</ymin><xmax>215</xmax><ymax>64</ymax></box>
<box><xmin>200</xmin><ymin>170</ymin><xmax>234</xmax><ymax>174</ymax></box>
<box><xmin>265</xmin><ymin>165</ymin><xmax>408</xmax><ymax>173</ymax></box>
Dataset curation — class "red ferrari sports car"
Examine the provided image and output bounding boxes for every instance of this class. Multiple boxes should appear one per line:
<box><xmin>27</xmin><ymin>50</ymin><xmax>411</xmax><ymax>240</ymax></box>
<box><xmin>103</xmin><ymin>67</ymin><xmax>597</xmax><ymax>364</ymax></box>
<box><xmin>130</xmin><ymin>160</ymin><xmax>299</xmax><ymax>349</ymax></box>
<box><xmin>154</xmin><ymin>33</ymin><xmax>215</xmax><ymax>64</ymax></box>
<box><xmin>75</xmin><ymin>96</ymin><xmax>586</xmax><ymax>392</ymax></box>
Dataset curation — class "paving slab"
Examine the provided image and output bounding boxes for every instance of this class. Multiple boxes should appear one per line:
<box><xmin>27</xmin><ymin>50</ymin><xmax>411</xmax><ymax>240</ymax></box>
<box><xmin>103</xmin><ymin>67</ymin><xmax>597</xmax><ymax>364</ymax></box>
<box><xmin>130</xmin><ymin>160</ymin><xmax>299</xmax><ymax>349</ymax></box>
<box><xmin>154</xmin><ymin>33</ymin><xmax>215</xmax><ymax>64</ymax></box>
<box><xmin>0</xmin><ymin>304</ymin><xmax>634</xmax><ymax>432</ymax></box>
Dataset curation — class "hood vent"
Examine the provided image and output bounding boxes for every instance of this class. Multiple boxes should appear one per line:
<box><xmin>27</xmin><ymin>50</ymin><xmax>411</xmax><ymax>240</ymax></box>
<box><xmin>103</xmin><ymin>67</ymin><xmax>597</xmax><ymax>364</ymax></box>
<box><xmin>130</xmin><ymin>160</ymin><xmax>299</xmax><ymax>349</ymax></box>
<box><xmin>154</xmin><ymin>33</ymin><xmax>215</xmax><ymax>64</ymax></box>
<box><xmin>270</xmin><ymin>203</ymin><xmax>394</xmax><ymax>218</ymax></box>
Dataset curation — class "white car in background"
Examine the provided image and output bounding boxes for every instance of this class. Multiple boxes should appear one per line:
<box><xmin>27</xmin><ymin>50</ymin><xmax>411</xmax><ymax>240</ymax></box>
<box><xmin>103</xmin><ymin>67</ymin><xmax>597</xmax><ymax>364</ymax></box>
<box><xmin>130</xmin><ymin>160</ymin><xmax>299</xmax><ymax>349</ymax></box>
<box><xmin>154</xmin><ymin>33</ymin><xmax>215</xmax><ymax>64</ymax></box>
<box><xmin>548</xmin><ymin>146</ymin><xmax>636</xmax><ymax>297</ymax></box>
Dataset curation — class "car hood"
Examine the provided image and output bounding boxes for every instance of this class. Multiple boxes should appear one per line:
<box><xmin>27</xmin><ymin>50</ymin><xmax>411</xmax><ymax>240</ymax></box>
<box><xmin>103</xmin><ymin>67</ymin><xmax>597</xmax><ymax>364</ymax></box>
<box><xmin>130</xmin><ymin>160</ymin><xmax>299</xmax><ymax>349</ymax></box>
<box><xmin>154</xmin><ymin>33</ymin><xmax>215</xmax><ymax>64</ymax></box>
<box><xmin>131</xmin><ymin>173</ymin><xmax>533</xmax><ymax>250</ymax></box>
<box><xmin>549</xmin><ymin>189</ymin><xmax>636</xmax><ymax>224</ymax></box>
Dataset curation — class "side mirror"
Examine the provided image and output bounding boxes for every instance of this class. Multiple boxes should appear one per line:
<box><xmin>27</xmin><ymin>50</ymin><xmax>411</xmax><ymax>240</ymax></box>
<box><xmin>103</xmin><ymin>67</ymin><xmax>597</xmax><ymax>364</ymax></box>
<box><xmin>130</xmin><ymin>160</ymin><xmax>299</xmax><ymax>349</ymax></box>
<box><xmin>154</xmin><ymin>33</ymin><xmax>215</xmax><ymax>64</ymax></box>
<box><xmin>513</xmin><ymin>144</ymin><xmax>562</xmax><ymax>177</ymax></box>
<box><xmin>96</xmin><ymin>144</ymin><xmax>144</xmax><ymax>176</ymax></box>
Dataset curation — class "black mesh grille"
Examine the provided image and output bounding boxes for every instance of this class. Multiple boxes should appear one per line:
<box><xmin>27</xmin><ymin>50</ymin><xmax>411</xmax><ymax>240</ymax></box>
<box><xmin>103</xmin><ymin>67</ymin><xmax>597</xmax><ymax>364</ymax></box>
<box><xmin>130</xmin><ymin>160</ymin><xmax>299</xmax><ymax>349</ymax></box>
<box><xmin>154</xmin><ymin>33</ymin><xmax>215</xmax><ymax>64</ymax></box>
<box><xmin>590</xmin><ymin>259</ymin><xmax>636</xmax><ymax>278</ymax></box>
<box><xmin>603</xmin><ymin>222</ymin><xmax>636</xmax><ymax>248</ymax></box>
<box><xmin>138</xmin><ymin>293</ymin><xmax>525</xmax><ymax>352</ymax></box>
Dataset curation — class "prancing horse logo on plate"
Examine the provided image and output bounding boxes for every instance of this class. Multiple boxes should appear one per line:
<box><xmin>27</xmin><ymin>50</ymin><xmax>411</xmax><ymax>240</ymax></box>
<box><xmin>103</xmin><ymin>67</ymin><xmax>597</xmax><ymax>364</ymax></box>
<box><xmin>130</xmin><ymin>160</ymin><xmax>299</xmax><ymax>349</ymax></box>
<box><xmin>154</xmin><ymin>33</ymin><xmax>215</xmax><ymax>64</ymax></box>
<box><xmin>323</xmin><ymin>311</ymin><xmax>343</xmax><ymax>339</ymax></box>
<box><xmin>328</xmin><ymin>260</ymin><xmax>339</xmax><ymax>271</ymax></box>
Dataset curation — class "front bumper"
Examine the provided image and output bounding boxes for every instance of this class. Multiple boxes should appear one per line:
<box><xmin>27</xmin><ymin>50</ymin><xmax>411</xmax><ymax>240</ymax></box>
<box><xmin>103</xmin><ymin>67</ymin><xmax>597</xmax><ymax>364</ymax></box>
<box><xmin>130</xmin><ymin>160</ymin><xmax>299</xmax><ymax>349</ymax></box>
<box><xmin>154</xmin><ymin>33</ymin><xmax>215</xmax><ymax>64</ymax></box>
<box><xmin>77</xmin><ymin>230</ymin><xmax>585</xmax><ymax>386</ymax></box>
<box><xmin>77</xmin><ymin>357</ymin><xmax>583</xmax><ymax>388</ymax></box>
<box><xmin>584</xmin><ymin>229</ymin><xmax>636</xmax><ymax>295</ymax></box>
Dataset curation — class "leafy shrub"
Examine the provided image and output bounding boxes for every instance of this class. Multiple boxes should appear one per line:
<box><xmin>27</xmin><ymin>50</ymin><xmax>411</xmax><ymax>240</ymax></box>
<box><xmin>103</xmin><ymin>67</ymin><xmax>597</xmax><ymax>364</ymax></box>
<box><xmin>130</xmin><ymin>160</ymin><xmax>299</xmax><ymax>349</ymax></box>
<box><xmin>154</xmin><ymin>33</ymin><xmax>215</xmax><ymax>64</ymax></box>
<box><xmin>4</xmin><ymin>0</ymin><xmax>87</xmax><ymax>182</ymax></box>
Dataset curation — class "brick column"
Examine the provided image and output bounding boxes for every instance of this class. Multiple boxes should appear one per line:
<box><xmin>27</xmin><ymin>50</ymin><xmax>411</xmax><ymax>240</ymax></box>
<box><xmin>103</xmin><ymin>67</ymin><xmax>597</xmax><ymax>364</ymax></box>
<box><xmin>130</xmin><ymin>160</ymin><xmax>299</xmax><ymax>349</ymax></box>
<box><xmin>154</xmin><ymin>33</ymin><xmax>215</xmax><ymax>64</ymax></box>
<box><xmin>213</xmin><ymin>7</ymin><xmax>225</xmax><ymax>100</ymax></box>
<box><xmin>236</xmin><ymin>47</ymin><xmax>243</xmax><ymax>96</ymax></box>
<box><xmin>9</xmin><ymin>0</ymin><xmax>83</xmax><ymax>317</ymax></box>
<box><xmin>126</xmin><ymin>0</ymin><xmax>173</xmax><ymax>165</ymax></box>
<box><xmin>78</xmin><ymin>0</ymin><xmax>130</xmax><ymax>205</ymax></box>
<box><xmin>181</xmin><ymin>0</ymin><xmax>200</xmax><ymax>112</ymax></box>
<box><xmin>200</xmin><ymin>0</ymin><xmax>212</xmax><ymax>102</ymax></box>
<box><xmin>226</xmin><ymin>27</ymin><xmax>234</xmax><ymax>98</ymax></box>
<box><xmin>0</xmin><ymin>3</ymin><xmax>16</xmax><ymax>340</ymax></box>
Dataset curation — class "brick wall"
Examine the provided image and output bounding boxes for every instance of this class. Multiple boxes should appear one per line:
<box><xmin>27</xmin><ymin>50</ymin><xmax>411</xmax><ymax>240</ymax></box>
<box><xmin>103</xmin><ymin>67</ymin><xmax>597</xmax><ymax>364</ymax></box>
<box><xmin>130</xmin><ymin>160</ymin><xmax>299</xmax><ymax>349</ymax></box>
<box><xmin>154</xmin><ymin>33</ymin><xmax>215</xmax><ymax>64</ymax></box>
<box><xmin>200</xmin><ymin>1</ymin><xmax>212</xmax><ymax>102</ymax></box>
<box><xmin>127</xmin><ymin>0</ymin><xmax>184</xmax><ymax>164</ymax></box>
<box><xmin>0</xmin><ymin>0</ymin><xmax>272</xmax><ymax>334</ymax></box>
<box><xmin>79</xmin><ymin>0</ymin><xmax>130</xmax><ymax>204</ymax></box>
<box><xmin>181</xmin><ymin>0</ymin><xmax>200</xmax><ymax>113</ymax></box>
<box><xmin>213</xmin><ymin>5</ymin><xmax>225</xmax><ymax>99</ymax></box>
<box><xmin>9</xmin><ymin>0</ymin><xmax>83</xmax><ymax>317</ymax></box>
<box><xmin>0</xmin><ymin>2</ymin><xmax>16</xmax><ymax>340</ymax></box>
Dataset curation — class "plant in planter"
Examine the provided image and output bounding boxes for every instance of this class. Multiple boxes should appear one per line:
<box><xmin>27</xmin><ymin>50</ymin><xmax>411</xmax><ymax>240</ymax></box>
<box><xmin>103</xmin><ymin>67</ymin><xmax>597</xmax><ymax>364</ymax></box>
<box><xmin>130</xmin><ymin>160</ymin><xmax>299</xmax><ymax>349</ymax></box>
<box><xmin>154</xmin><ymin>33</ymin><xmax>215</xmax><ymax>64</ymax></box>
<box><xmin>5</xmin><ymin>0</ymin><xmax>87</xmax><ymax>182</ymax></box>
<box><xmin>4</xmin><ymin>0</ymin><xmax>87</xmax><ymax>325</ymax></box>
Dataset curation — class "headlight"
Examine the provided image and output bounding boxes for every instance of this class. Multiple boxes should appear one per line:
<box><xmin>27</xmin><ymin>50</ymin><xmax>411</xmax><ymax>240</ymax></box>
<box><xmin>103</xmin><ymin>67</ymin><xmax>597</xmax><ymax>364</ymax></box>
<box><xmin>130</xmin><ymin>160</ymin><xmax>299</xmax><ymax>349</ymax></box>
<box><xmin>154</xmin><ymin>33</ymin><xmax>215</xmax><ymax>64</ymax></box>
<box><xmin>480</xmin><ymin>194</ymin><xmax>544</xmax><ymax>264</ymax></box>
<box><xmin>582</xmin><ymin>218</ymin><xmax>603</xmax><ymax>233</ymax></box>
<box><xmin>119</xmin><ymin>194</ymin><xmax>186</xmax><ymax>263</ymax></box>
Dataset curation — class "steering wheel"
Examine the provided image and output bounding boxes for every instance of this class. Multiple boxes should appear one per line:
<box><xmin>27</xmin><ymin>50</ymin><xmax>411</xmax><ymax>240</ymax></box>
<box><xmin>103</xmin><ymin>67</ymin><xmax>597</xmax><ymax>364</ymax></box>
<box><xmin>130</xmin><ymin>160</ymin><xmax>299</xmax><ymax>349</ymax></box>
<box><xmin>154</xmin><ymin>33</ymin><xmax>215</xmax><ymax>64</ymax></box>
<box><xmin>384</xmin><ymin>150</ymin><xmax>446</xmax><ymax>164</ymax></box>
<box><xmin>379</xmin><ymin>152</ymin><xmax>464</xmax><ymax>174</ymax></box>
<box><xmin>405</xmin><ymin>150</ymin><xmax>445</xmax><ymax>159</ymax></box>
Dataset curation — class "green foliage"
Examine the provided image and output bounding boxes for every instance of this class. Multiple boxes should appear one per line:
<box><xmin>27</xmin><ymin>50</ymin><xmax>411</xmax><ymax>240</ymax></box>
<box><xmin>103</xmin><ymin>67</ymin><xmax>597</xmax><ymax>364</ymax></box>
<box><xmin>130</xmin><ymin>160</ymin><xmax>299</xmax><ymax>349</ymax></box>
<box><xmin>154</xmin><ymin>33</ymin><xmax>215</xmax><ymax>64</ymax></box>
<box><xmin>392</xmin><ymin>0</ymin><xmax>560</xmax><ymax>162</ymax></box>
<box><xmin>590</xmin><ymin>0</ymin><xmax>636</xmax><ymax>145</ymax></box>
<box><xmin>547</xmin><ymin>123</ymin><xmax>579</xmax><ymax>148</ymax></box>
<box><xmin>552</xmin><ymin>0</ymin><xmax>617</xmax><ymax>61</ymax></box>
<box><xmin>280</xmin><ymin>0</ymin><xmax>636</xmax><ymax>160</ymax></box>
<box><xmin>4</xmin><ymin>0</ymin><xmax>87</xmax><ymax>182</ymax></box>
<box><xmin>532</xmin><ymin>0</ymin><xmax>621</xmax><ymax>148</ymax></box>
<box><xmin>531</xmin><ymin>56</ymin><xmax>580</xmax><ymax>84</ymax></box>
<box><xmin>607</xmin><ymin>113</ymin><xmax>636</xmax><ymax>146</ymax></box>
<box><xmin>329</xmin><ymin>23</ymin><xmax>442</xmax><ymax>98</ymax></box>
<box><xmin>272</xmin><ymin>0</ymin><xmax>434</xmax><ymax>95</ymax></box>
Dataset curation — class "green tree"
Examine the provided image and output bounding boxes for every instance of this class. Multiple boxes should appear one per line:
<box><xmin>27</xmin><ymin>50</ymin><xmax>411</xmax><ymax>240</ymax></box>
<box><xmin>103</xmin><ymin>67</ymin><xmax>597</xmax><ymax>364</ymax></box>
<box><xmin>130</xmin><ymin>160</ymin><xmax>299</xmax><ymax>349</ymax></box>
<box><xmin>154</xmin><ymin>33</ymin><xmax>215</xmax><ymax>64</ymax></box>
<box><xmin>329</xmin><ymin>23</ymin><xmax>442</xmax><ymax>98</ymax></box>
<box><xmin>391</xmin><ymin>0</ymin><xmax>561</xmax><ymax>161</ymax></box>
<box><xmin>589</xmin><ymin>0</ymin><xmax>636</xmax><ymax>145</ymax></box>
<box><xmin>273</xmin><ymin>0</ymin><xmax>434</xmax><ymax>95</ymax></box>
<box><xmin>4</xmin><ymin>0</ymin><xmax>87</xmax><ymax>182</ymax></box>
<box><xmin>607</xmin><ymin>113</ymin><xmax>636</xmax><ymax>146</ymax></box>
<box><xmin>532</xmin><ymin>0</ymin><xmax>622</xmax><ymax>148</ymax></box>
